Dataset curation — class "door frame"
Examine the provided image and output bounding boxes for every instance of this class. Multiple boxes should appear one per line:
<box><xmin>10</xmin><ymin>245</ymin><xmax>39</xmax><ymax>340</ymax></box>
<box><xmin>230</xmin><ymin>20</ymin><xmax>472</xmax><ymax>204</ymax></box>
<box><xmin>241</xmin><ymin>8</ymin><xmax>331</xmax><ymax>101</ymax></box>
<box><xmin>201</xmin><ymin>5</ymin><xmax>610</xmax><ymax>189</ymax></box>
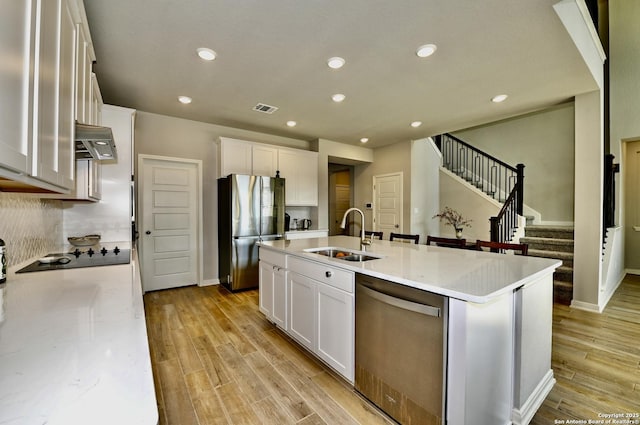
<box><xmin>137</xmin><ymin>154</ymin><xmax>204</xmax><ymax>287</ymax></box>
<box><xmin>372</xmin><ymin>172</ymin><xmax>403</xmax><ymax>234</ymax></box>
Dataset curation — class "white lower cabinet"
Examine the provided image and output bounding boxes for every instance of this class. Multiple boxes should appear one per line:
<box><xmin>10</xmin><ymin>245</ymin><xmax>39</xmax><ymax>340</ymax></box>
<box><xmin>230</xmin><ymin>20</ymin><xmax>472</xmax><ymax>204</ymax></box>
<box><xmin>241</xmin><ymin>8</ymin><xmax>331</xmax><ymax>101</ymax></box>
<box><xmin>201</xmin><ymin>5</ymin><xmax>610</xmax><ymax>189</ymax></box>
<box><xmin>316</xmin><ymin>283</ymin><xmax>354</xmax><ymax>381</ymax></box>
<box><xmin>258</xmin><ymin>250</ymin><xmax>287</xmax><ymax>329</ymax></box>
<box><xmin>259</xmin><ymin>248</ymin><xmax>355</xmax><ymax>382</ymax></box>
<box><xmin>287</xmin><ymin>255</ymin><xmax>355</xmax><ymax>382</ymax></box>
<box><xmin>287</xmin><ymin>271</ymin><xmax>316</xmax><ymax>351</ymax></box>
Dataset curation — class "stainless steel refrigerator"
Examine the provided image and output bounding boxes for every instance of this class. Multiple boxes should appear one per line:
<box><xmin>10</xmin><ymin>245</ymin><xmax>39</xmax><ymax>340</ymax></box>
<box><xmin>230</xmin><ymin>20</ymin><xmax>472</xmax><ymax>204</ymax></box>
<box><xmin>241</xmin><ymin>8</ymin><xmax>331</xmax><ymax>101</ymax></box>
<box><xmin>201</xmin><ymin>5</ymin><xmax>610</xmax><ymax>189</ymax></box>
<box><xmin>218</xmin><ymin>174</ymin><xmax>285</xmax><ymax>291</ymax></box>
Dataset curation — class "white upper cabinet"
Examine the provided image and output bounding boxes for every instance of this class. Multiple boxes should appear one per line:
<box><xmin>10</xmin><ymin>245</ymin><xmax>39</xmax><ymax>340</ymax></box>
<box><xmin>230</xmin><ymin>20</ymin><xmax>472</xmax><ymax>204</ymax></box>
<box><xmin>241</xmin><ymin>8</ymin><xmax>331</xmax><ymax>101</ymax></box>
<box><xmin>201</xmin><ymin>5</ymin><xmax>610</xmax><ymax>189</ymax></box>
<box><xmin>218</xmin><ymin>137</ymin><xmax>278</xmax><ymax>178</ymax></box>
<box><xmin>0</xmin><ymin>0</ymin><xmax>36</xmax><ymax>176</ymax></box>
<box><xmin>218</xmin><ymin>138</ymin><xmax>252</xmax><ymax>176</ymax></box>
<box><xmin>0</xmin><ymin>0</ymin><xmax>86</xmax><ymax>192</ymax></box>
<box><xmin>89</xmin><ymin>72</ymin><xmax>103</xmax><ymax>125</ymax></box>
<box><xmin>252</xmin><ymin>144</ymin><xmax>279</xmax><ymax>177</ymax></box>
<box><xmin>0</xmin><ymin>0</ymin><xmax>97</xmax><ymax>193</ymax></box>
<box><xmin>218</xmin><ymin>138</ymin><xmax>318</xmax><ymax>206</ymax></box>
<box><xmin>75</xmin><ymin>24</ymin><xmax>94</xmax><ymax>125</ymax></box>
<box><xmin>32</xmin><ymin>0</ymin><xmax>76</xmax><ymax>190</ymax></box>
<box><xmin>278</xmin><ymin>148</ymin><xmax>318</xmax><ymax>206</ymax></box>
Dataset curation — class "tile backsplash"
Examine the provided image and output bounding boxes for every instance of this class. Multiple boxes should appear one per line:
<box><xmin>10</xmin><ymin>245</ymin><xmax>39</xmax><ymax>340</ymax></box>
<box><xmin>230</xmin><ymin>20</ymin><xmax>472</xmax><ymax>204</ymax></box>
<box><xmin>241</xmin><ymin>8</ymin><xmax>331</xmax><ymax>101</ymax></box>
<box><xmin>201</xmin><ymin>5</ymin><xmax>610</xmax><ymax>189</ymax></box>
<box><xmin>0</xmin><ymin>193</ymin><xmax>62</xmax><ymax>267</ymax></box>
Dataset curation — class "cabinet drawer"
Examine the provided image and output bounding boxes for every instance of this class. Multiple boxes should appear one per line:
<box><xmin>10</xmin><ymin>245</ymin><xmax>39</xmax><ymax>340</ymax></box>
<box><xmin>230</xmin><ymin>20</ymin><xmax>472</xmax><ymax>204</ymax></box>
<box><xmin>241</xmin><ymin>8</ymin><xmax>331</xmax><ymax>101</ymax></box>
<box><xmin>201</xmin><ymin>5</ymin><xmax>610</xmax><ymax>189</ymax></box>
<box><xmin>259</xmin><ymin>248</ymin><xmax>287</xmax><ymax>269</ymax></box>
<box><xmin>288</xmin><ymin>256</ymin><xmax>354</xmax><ymax>293</ymax></box>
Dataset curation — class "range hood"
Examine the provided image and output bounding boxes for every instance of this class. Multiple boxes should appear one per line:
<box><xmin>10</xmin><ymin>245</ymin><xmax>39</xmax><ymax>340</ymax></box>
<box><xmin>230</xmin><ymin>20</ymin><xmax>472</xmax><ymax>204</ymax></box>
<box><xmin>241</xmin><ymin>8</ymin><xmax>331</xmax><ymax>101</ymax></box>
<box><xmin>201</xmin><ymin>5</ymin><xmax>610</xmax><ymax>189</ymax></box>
<box><xmin>75</xmin><ymin>123</ymin><xmax>117</xmax><ymax>161</ymax></box>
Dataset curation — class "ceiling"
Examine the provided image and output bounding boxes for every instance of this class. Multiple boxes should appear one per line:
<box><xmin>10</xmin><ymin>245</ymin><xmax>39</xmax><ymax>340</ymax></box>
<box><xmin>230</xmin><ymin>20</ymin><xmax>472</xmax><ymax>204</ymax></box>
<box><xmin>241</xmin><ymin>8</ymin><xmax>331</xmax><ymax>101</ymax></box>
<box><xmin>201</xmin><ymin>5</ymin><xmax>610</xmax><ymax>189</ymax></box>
<box><xmin>83</xmin><ymin>0</ymin><xmax>598</xmax><ymax>148</ymax></box>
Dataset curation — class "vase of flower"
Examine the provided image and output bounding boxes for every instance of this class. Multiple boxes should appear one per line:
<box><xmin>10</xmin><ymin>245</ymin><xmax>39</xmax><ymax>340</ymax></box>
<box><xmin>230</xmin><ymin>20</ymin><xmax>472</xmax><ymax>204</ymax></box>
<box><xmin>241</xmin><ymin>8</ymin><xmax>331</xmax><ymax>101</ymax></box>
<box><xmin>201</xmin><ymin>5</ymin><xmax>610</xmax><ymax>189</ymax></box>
<box><xmin>433</xmin><ymin>207</ymin><xmax>472</xmax><ymax>238</ymax></box>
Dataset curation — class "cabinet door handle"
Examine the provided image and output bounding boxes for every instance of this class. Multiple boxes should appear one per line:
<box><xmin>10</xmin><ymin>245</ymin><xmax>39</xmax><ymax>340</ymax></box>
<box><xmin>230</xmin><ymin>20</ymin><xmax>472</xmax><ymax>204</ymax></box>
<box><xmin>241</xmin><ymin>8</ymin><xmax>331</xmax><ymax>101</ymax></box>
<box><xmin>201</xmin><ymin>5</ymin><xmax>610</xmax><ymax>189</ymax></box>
<box><xmin>325</xmin><ymin>271</ymin><xmax>332</xmax><ymax>278</ymax></box>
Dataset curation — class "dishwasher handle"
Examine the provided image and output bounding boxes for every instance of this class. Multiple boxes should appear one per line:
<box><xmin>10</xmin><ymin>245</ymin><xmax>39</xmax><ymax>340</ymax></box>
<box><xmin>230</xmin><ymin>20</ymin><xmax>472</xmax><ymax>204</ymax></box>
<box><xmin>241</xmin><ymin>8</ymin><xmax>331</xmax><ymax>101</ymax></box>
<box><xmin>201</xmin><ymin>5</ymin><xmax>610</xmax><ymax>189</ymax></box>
<box><xmin>358</xmin><ymin>283</ymin><xmax>441</xmax><ymax>317</ymax></box>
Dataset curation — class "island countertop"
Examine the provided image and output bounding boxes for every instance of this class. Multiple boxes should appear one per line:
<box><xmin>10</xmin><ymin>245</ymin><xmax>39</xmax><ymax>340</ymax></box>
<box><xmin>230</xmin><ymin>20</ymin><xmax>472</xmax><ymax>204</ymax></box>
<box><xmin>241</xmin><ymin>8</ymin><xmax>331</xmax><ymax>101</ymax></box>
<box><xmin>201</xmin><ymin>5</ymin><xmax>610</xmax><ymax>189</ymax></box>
<box><xmin>0</xmin><ymin>251</ymin><xmax>157</xmax><ymax>425</ymax></box>
<box><xmin>259</xmin><ymin>235</ymin><xmax>561</xmax><ymax>303</ymax></box>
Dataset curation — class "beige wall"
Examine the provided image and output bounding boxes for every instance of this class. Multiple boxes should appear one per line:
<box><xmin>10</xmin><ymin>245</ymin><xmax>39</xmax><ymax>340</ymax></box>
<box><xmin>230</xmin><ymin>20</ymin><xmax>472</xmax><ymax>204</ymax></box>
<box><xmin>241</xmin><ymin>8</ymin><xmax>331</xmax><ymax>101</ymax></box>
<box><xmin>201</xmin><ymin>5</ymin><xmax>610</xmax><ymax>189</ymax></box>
<box><xmin>354</xmin><ymin>141</ymin><xmax>412</xmax><ymax>232</ymax></box>
<box><xmin>610</xmin><ymin>1</ymin><xmax>640</xmax><ymax>270</ymax></box>
<box><xmin>454</xmin><ymin>103</ymin><xmax>575</xmax><ymax>224</ymax></box>
<box><xmin>134</xmin><ymin>111</ymin><xmax>312</xmax><ymax>281</ymax></box>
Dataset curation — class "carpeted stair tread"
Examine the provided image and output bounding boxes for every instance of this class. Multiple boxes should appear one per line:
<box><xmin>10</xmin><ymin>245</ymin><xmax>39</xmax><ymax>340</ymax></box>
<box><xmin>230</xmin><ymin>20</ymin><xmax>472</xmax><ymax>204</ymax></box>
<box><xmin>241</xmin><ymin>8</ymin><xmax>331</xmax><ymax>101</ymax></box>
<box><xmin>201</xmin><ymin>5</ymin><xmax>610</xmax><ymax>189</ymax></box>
<box><xmin>527</xmin><ymin>249</ymin><xmax>573</xmax><ymax>260</ymax></box>
<box><xmin>525</xmin><ymin>226</ymin><xmax>574</xmax><ymax>239</ymax></box>
<box><xmin>520</xmin><ymin>237</ymin><xmax>574</xmax><ymax>252</ymax></box>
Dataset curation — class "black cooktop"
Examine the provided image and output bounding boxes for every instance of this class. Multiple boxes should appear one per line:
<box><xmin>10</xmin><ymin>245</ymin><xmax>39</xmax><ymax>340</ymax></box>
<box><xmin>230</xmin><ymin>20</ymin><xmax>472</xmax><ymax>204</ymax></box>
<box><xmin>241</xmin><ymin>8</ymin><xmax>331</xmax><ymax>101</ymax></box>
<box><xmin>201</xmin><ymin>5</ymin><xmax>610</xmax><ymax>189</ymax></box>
<box><xmin>16</xmin><ymin>247</ymin><xmax>131</xmax><ymax>273</ymax></box>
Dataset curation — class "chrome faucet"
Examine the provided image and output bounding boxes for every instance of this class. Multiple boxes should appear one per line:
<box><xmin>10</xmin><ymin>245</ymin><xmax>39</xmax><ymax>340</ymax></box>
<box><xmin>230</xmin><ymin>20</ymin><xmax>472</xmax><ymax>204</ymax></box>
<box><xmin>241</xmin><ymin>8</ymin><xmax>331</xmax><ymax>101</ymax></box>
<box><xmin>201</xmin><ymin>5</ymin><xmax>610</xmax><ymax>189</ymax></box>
<box><xmin>340</xmin><ymin>207</ymin><xmax>372</xmax><ymax>249</ymax></box>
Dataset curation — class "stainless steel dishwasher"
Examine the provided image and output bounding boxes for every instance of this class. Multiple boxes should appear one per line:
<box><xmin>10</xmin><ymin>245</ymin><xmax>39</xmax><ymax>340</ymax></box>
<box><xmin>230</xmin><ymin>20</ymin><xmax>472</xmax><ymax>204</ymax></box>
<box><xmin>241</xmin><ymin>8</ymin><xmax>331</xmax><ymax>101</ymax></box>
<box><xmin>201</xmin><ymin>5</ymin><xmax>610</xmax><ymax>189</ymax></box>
<box><xmin>355</xmin><ymin>273</ymin><xmax>447</xmax><ymax>425</ymax></box>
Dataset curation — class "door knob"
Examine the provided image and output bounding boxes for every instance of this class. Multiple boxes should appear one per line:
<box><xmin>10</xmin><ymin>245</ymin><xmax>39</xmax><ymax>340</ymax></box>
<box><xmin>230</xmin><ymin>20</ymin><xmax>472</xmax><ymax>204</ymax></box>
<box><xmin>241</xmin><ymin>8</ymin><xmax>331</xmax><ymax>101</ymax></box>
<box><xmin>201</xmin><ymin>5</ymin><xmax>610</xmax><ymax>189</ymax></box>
<box><xmin>145</xmin><ymin>230</ymin><xmax>151</xmax><ymax>235</ymax></box>
<box><xmin>395</xmin><ymin>224</ymin><xmax>399</xmax><ymax>228</ymax></box>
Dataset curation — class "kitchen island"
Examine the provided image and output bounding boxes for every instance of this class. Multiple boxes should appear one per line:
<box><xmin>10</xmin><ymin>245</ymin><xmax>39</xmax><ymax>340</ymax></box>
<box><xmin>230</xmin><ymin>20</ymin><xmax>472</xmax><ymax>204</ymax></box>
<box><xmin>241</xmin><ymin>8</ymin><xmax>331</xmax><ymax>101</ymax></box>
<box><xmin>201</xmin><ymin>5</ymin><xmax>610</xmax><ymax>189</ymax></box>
<box><xmin>0</xmin><ymin>251</ymin><xmax>157</xmax><ymax>425</ymax></box>
<box><xmin>258</xmin><ymin>235</ymin><xmax>561</xmax><ymax>425</ymax></box>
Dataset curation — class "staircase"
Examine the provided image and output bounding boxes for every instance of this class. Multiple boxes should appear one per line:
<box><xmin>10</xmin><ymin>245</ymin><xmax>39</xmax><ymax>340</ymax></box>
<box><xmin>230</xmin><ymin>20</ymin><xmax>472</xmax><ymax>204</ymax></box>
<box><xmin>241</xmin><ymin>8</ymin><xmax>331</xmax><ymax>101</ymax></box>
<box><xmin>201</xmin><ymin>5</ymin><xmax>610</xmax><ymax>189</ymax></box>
<box><xmin>521</xmin><ymin>225</ymin><xmax>574</xmax><ymax>305</ymax></box>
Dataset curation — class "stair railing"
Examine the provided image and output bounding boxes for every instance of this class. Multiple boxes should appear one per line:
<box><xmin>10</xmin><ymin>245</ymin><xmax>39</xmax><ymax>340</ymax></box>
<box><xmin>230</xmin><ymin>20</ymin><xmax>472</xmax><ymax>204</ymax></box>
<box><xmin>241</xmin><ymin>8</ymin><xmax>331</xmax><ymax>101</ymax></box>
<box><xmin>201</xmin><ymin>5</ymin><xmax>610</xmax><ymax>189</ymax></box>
<box><xmin>603</xmin><ymin>154</ymin><xmax>618</xmax><ymax>232</ymax></box>
<box><xmin>435</xmin><ymin>133</ymin><xmax>524</xmax><ymax>243</ymax></box>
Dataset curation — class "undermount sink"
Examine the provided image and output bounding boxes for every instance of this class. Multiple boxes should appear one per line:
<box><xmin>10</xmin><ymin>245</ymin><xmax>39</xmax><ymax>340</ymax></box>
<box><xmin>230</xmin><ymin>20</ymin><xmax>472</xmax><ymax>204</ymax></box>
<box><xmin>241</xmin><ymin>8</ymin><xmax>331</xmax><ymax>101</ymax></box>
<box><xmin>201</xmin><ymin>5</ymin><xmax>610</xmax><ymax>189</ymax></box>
<box><xmin>304</xmin><ymin>247</ymin><xmax>382</xmax><ymax>262</ymax></box>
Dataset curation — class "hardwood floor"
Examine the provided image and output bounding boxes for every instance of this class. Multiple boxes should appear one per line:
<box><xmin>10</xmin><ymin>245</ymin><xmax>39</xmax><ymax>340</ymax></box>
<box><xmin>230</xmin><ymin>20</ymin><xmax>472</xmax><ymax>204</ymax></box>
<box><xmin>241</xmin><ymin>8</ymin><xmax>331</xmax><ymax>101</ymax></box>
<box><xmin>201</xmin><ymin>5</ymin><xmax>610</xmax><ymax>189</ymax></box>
<box><xmin>144</xmin><ymin>284</ymin><xmax>393</xmax><ymax>425</ymax></box>
<box><xmin>144</xmin><ymin>276</ymin><xmax>640</xmax><ymax>425</ymax></box>
<box><xmin>531</xmin><ymin>274</ymin><xmax>640</xmax><ymax>424</ymax></box>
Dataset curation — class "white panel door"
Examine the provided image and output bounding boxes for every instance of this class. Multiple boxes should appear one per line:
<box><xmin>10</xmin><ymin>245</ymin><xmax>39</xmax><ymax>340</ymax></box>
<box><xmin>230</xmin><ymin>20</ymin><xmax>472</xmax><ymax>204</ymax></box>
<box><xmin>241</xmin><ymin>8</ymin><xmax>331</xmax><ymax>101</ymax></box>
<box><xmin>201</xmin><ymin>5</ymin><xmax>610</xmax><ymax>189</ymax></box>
<box><xmin>373</xmin><ymin>173</ymin><xmax>403</xmax><ymax>239</ymax></box>
<box><xmin>139</xmin><ymin>156</ymin><xmax>201</xmax><ymax>291</ymax></box>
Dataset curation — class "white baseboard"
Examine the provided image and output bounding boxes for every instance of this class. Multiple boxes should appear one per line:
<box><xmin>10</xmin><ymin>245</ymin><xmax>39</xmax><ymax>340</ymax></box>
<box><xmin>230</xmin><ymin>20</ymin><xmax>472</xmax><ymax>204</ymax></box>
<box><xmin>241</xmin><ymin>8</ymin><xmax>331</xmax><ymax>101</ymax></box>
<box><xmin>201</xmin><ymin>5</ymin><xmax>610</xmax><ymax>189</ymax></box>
<box><xmin>570</xmin><ymin>299</ymin><xmax>602</xmax><ymax>313</ymax></box>
<box><xmin>511</xmin><ymin>369</ymin><xmax>556</xmax><ymax>425</ymax></box>
<box><xmin>599</xmin><ymin>273</ymin><xmax>626</xmax><ymax>311</ymax></box>
<box><xmin>625</xmin><ymin>268</ymin><xmax>640</xmax><ymax>275</ymax></box>
<box><xmin>199</xmin><ymin>278</ymin><xmax>220</xmax><ymax>287</ymax></box>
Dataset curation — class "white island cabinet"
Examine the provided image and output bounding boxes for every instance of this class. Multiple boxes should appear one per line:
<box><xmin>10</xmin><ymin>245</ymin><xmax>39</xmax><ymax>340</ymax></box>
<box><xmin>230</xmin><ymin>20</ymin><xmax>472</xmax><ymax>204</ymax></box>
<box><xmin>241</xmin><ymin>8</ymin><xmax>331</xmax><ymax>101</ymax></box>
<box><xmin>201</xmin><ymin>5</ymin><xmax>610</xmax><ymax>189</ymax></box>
<box><xmin>258</xmin><ymin>235</ymin><xmax>561</xmax><ymax>425</ymax></box>
<box><xmin>287</xmin><ymin>255</ymin><xmax>354</xmax><ymax>382</ymax></box>
<box><xmin>258</xmin><ymin>249</ymin><xmax>287</xmax><ymax>329</ymax></box>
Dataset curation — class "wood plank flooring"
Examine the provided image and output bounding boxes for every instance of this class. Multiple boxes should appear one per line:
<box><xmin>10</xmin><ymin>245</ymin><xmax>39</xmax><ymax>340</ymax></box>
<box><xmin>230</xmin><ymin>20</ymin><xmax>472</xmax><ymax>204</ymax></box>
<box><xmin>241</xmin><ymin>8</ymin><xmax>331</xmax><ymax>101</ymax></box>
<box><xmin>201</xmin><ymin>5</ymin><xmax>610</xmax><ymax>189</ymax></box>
<box><xmin>144</xmin><ymin>276</ymin><xmax>640</xmax><ymax>425</ymax></box>
<box><xmin>144</xmin><ymin>284</ymin><xmax>393</xmax><ymax>425</ymax></box>
<box><xmin>531</xmin><ymin>274</ymin><xmax>640</xmax><ymax>424</ymax></box>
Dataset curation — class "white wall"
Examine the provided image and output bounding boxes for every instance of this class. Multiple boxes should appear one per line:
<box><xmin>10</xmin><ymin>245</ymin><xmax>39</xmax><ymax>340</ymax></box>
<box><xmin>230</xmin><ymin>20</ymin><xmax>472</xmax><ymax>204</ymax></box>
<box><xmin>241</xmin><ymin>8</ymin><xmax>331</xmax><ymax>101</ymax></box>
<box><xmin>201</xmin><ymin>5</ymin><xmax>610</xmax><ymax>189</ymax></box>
<box><xmin>410</xmin><ymin>138</ymin><xmax>441</xmax><ymax>241</ymax></box>
<box><xmin>453</xmin><ymin>103</ymin><xmax>575</xmax><ymax>224</ymax></box>
<box><xmin>610</xmin><ymin>1</ymin><xmax>640</xmax><ymax>272</ymax></box>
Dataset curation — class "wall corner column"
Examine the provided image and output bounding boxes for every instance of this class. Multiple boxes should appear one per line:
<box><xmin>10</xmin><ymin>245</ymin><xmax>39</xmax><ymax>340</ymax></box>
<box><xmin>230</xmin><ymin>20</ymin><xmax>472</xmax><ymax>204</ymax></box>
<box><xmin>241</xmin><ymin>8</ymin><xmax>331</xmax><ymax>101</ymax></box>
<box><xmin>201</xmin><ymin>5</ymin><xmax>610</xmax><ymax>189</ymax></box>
<box><xmin>572</xmin><ymin>90</ymin><xmax>604</xmax><ymax>311</ymax></box>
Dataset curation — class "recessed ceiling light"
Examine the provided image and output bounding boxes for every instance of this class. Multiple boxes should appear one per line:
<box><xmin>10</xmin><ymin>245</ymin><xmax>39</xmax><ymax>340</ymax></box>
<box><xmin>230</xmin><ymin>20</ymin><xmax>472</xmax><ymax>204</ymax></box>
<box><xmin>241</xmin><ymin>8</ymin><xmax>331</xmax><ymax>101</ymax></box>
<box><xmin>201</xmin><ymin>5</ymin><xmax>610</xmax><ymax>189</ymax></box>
<box><xmin>196</xmin><ymin>47</ymin><xmax>217</xmax><ymax>61</ymax></box>
<box><xmin>178</xmin><ymin>96</ymin><xmax>192</xmax><ymax>104</ymax></box>
<box><xmin>327</xmin><ymin>57</ymin><xmax>345</xmax><ymax>69</ymax></box>
<box><xmin>360</xmin><ymin>138</ymin><xmax>369</xmax><ymax>143</ymax></box>
<box><xmin>332</xmin><ymin>93</ymin><xmax>346</xmax><ymax>103</ymax></box>
<box><xmin>492</xmin><ymin>94</ymin><xmax>508</xmax><ymax>103</ymax></box>
<box><xmin>286</xmin><ymin>121</ymin><xmax>297</xmax><ymax>127</ymax></box>
<box><xmin>416</xmin><ymin>44</ymin><xmax>437</xmax><ymax>58</ymax></box>
<box><xmin>95</xmin><ymin>141</ymin><xmax>108</xmax><ymax>146</ymax></box>
<box><xmin>411</xmin><ymin>121</ymin><xmax>422</xmax><ymax>128</ymax></box>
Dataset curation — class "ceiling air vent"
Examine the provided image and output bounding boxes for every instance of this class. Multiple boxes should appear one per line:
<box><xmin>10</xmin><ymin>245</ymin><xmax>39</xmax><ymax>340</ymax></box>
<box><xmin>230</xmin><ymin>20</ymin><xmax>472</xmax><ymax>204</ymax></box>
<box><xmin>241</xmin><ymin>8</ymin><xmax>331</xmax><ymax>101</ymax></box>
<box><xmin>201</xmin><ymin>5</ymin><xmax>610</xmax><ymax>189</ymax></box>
<box><xmin>253</xmin><ymin>103</ymin><xmax>278</xmax><ymax>114</ymax></box>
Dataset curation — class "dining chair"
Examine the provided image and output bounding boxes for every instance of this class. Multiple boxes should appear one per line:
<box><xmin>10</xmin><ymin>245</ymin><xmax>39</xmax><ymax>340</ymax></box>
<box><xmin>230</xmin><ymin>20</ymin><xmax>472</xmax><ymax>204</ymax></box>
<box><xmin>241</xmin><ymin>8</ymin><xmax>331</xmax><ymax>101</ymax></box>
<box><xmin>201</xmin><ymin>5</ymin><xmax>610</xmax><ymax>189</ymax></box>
<box><xmin>475</xmin><ymin>240</ymin><xmax>529</xmax><ymax>255</ymax></box>
<box><xmin>426</xmin><ymin>235</ymin><xmax>466</xmax><ymax>248</ymax></box>
<box><xmin>389</xmin><ymin>232</ymin><xmax>420</xmax><ymax>244</ymax></box>
<box><xmin>361</xmin><ymin>230</ymin><xmax>384</xmax><ymax>240</ymax></box>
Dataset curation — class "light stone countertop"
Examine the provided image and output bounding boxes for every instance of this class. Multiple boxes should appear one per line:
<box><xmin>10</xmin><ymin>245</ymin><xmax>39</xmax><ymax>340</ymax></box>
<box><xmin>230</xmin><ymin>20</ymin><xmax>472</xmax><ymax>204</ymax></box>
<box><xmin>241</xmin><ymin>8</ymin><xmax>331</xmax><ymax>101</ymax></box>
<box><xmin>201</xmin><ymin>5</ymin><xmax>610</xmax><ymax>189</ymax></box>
<box><xmin>0</xmin><ymin>251</ymin><xmax>158</xmax><ymax>425</ymax></box>
<box><xmin>259</xmin><ymin>235</ymin><xmax>562</xmax><ymax>303</ymax></box>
